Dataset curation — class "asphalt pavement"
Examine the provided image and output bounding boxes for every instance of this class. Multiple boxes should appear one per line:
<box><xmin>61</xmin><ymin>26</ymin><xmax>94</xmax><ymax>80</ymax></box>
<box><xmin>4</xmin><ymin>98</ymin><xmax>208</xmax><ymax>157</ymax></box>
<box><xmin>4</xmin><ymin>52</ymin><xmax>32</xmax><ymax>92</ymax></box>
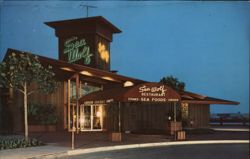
<box><xmin>67</xmin><ymin>143</ymin><xmax>249</xmax><ymax>159</ymax></box>
<box><xmin>0</xmin><ymin>125</ymin><xmax>249</xmax><ymax>159</ymax></box>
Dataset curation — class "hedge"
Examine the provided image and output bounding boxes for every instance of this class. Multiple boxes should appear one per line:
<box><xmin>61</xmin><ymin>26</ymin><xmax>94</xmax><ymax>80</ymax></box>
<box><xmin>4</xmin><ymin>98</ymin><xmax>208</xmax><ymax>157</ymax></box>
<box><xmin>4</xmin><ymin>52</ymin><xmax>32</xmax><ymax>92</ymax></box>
<box><xmin>0</xmin><ymin>135</ymin><xmax>44</xmax><ymax>150</ymax></box>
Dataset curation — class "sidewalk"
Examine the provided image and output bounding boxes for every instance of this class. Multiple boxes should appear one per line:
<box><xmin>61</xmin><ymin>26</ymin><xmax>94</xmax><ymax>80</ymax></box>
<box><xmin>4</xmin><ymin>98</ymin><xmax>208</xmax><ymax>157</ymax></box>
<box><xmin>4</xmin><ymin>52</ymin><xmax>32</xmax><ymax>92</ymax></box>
<box><xmin>0</xmin><ymin>132</ymin><xmax>172</xmax><ymax>159</ymax></box>
<box><xmin>0</xmin><ymin>145</ymin><xmax>69</xmax><ymax>159</ymax></box>
<box><xmin>0</xmin><ymin>126</ymin><xmax>249</xmax><ymax>159</ymax></box>
<box><xmin>211</xmin><ymin>125</ymin><xmax>249</xmax><ymax>132</ymax></box>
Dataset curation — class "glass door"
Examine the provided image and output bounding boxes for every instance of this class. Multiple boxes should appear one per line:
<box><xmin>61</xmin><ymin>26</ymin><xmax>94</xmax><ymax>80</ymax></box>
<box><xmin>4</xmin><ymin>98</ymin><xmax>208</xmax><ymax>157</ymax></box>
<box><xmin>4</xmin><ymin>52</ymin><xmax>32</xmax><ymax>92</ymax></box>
<box><xmin>80</xmin><ymin>104</ymin><xmax>103</xmax><ymax>131</ymax></box>
<box><xmin>93</xmin><ymin>105</ymin><xmax>102</xmax><ymax>130</ymax></box>
<box><xmin>80</xmin><ymin>105</ymin><xmax>91</xmax><ymax>131</ymax></box>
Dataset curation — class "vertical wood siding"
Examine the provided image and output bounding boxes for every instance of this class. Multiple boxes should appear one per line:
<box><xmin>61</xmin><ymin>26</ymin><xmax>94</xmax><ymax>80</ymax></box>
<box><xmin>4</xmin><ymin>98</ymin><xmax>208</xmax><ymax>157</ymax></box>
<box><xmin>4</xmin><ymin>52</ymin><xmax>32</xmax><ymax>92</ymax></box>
<box><xmin>188</xmin><ymin>104</ymin><xmax>210</xmax><ymax>128</ymax></box>
<box><xmin>106</xmin><ymin>102</ymin><xmax>177</xmax><ymax>133</ymax></box>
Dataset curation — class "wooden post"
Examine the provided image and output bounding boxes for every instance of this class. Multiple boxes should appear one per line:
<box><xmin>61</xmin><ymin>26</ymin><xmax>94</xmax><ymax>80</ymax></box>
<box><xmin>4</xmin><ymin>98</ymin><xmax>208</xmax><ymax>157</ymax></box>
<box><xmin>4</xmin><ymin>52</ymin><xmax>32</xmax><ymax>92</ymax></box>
<box><xmin>79</xmin><ymin>81</ymin><xmax>82</xmax><ymax>97</ymax></box>
<box><xmin>174</xmin><ymin>102</ymin><xmax>176</xmax><ymax>140</ymax></box>
<box><xmin>68</xmin><ymin>79</ymin><xmax>75</xmax><ymax>149</ymax></box>
<box><xmin>63</xmin><ymin>81</ymin><xmax>67</xmax><ymax>129</ymax></box>
<box><xmin>67</xmin><ymin>80</ymin><xmax>71</xmax><ymax>130</ymax></box>
<box><xmin>72</xmin><ymin>103</ymin><xmax>75</xmax><ymax>150</ymax></box>
<box><xmin>76</xmin><ymin>74</ymin><xmax>79</xmax><ymax>134</ymax></box>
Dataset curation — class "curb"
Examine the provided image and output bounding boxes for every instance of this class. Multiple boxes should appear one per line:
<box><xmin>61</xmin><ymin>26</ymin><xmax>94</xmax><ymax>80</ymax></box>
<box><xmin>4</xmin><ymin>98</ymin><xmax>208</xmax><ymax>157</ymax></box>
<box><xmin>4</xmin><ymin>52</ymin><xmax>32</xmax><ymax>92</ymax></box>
<box><xmin>67</xmin><ymin>140</ymin><xmax>249</xmax><ymax>156</ymax></box>
<box><xmin>31</xmin><ymin>140</ymin><xmax>249</xmax><ymax>159</ymax></box>
<box><xmin>213</xmin><ymin>128</ymin><xmax>250</xmax><ymax>132</ymax></box>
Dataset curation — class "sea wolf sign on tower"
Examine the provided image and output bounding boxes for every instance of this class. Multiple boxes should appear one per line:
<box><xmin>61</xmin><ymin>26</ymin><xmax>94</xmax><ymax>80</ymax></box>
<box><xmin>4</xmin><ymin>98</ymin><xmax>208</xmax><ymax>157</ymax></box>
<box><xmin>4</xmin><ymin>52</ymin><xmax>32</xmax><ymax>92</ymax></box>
<box><xmin>63</xmin><ymin>36</ymin><xmax>93</xmax><ymax>64</ymax></box>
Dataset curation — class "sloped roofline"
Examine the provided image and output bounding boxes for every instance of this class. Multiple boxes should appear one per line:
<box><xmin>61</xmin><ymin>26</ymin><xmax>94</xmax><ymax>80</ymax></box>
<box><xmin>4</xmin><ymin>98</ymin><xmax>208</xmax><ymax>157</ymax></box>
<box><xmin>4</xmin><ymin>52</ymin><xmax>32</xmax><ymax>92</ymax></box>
<box><xmin>180</xmin><ymin>91</ymin><xmax>239</xmax><ymax>105</ymax></box>
<box><xmin>3</xmin><ymin>48</ymin><xmax>145</xmax><ymax>84</ymax></box>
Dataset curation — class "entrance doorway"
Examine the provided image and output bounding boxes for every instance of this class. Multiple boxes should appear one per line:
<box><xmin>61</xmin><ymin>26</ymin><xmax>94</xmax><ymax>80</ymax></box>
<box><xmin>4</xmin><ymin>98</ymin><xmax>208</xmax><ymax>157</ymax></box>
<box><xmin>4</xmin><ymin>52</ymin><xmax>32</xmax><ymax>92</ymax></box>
<box><xmin>79</xmin><ymin>104</ymin><xmax>103</xmax><ymax>131</ymax></box>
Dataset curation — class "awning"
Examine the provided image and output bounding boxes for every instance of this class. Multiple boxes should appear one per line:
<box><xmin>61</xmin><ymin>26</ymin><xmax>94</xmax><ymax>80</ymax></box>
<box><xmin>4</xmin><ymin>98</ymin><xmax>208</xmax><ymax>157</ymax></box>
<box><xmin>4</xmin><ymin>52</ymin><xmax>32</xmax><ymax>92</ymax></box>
<box><xmin>79</xmin><ymin>82</ymin><xmax>181</xmax><ymax>104</ymax></box>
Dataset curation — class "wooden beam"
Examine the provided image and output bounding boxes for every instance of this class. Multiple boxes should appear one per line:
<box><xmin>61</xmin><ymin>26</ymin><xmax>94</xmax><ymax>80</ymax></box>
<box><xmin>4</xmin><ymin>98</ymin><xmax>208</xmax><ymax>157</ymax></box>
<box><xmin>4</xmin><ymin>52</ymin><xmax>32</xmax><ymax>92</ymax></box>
<box><xmin>181</xmin><ymin>100</ymin><xmax>239</xmax><ymax>105</ymax></box>
<box><xmin>63</xmin><ymin>81</ymin><xmax>67</xmax><ymax>129</ymax></box>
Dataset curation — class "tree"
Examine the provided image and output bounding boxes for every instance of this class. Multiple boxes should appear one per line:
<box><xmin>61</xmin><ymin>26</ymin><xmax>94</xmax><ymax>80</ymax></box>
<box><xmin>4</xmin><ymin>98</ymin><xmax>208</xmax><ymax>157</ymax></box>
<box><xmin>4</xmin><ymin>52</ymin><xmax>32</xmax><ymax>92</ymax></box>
<box><xmin>0</xmin><ymin>52</ymin><xmax>57</xmax><ymax>140</ymax></box>
<box><xmin>160</xmin><ymin>75</ymin><xmax>185</xmax><ymax>92</ymax></box>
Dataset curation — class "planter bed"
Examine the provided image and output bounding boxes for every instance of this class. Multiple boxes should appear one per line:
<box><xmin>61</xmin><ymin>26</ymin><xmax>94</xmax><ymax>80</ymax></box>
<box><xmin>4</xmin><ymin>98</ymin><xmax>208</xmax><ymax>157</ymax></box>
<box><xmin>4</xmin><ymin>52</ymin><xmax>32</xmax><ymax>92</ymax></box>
<box><xmin>0</xmin><ymin>135</ymin><xmax>43</xmax><ymax>150</ymax></box>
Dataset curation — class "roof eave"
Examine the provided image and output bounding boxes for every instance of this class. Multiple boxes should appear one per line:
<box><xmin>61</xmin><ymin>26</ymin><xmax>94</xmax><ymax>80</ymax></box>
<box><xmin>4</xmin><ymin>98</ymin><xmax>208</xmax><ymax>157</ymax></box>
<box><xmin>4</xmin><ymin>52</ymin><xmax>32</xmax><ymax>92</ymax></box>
<box><xmin>181</xmin><ymin>100</ymin><xmax>240</xmax><ymax>105</ymax></box>
<box><xmin>44</xmin><ymin>16</ymin><xmax>122</xmax><ymax>33</ymax></box>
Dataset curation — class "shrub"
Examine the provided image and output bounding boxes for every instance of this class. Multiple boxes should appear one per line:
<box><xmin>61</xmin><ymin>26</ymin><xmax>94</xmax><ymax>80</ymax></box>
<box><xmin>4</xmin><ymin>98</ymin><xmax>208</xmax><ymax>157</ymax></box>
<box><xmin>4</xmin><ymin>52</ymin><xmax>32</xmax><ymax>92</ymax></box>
<box><xmin>28</xmin><ymin>103</ymin><xmax>58</xmax><ymax>125</ymax></box>
<box><xmin>0</xmin><ymin>135</ymin><xmax>44</xmax><ymax>150</ymax></box>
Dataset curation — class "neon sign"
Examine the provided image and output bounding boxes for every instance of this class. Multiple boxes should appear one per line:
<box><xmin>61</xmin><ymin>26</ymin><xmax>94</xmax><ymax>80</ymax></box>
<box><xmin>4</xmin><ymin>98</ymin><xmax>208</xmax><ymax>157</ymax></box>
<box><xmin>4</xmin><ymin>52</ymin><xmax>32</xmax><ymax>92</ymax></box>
<box><xmin>98</xmin><ymin>42</ymin><xmax>109</xmax><ymax>63</ymax></box>
<box><xmin>63</xmin><ymin>36</ymin><xmax>93</xmax><ymax>64</ymax></box>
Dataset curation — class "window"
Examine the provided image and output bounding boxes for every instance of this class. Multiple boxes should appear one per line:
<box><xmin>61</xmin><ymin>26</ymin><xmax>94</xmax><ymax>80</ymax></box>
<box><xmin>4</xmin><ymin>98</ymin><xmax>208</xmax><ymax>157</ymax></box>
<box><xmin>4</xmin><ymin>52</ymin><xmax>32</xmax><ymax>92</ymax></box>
<box><xmin>80</xmin><ymin>84</ymin><xmax>102</xmax><ymax>97</ymax></box>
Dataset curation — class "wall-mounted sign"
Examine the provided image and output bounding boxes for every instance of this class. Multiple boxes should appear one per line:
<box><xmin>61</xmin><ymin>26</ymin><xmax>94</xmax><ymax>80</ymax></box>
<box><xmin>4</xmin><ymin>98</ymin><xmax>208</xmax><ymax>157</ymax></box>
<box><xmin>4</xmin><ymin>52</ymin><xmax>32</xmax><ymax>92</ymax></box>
<box><xmin>79</xmin><ymin>83</ymin><xmax>180</xmax><ymax>104</ymax></box>
<box><xmin>127</xmin><ymin>84</ymin><xmax>179</xmax><ymax>102</ymax></box>
<box><xmin>139</xmin><ymin>85</ymin><xmax>167</xmax><ymax>97</ymax></box>
<box><xmin>63</xmin><ymin>36</ymin><xmax>93</xmax><ymax>64</ymax></box>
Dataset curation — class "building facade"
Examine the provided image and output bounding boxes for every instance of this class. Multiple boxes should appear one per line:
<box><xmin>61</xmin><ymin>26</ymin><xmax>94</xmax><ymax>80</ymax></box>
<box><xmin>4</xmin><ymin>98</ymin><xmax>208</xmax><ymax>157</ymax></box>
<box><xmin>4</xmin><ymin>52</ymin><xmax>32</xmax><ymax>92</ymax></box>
<box><xmin>0</xmin><ymin>16</ymin><xmax>239</xmax><ymax>134</ymax></box>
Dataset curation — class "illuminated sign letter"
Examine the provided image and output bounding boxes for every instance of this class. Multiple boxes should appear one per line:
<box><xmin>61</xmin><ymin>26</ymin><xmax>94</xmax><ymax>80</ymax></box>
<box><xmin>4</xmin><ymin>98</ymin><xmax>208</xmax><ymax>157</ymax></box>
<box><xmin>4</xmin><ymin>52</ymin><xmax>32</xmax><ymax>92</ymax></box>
<box><xmin>63</xmin><ymin>36</ymin><xmax>93</xmax><ymax>64</ymax></box>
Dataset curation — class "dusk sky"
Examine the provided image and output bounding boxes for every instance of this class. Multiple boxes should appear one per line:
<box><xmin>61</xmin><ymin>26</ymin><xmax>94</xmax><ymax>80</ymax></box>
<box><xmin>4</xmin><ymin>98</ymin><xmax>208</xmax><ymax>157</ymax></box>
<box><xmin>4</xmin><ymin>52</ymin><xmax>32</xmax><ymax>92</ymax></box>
<box><xmin>0</xmin><ymin>1</ymin><xmax>249</xmax><ymax>114</ymax></box>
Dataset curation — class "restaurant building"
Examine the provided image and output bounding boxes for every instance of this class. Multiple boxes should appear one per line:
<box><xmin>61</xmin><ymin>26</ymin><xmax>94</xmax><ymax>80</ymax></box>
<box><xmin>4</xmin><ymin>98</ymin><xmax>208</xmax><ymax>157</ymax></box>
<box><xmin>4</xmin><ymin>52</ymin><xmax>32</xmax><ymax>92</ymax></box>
<box><xmin>0</xmin><ymin>16</ymin><xmax>239</xmax><ymax>134</ymax></box>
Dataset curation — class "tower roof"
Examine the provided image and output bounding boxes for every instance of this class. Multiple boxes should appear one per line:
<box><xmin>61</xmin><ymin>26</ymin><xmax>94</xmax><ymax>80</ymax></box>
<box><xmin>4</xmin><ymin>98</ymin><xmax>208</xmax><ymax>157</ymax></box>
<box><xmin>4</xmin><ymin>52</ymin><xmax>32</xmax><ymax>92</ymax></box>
<box><xmin>45</xmin><ymin>16</ymin><xmax>122</xmax><ymax>33</ymax></box>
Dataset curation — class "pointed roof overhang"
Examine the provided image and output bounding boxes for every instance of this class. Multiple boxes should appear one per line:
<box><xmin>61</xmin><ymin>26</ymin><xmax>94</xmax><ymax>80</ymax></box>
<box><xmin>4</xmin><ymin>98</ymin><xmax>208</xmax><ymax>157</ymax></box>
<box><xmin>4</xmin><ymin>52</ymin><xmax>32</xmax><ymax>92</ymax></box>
<box><xmin>180</xmin><ymin>91</ymin><xmax>239</xmax><ymax>105</ymax></box>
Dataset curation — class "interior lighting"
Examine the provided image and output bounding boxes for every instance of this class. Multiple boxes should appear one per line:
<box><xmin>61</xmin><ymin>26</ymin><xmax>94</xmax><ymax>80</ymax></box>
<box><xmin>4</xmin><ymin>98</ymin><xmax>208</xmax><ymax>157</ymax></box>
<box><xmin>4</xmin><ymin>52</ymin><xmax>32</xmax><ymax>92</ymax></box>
<box><xmin>80</xmin><ymin>117</ymin><xmax>85</xmax><ymax>125</ymax></box>
<box><xmin>96</xmin><ymin>111</ymin><xmax>102</xmax><ymax>118</ymax></box>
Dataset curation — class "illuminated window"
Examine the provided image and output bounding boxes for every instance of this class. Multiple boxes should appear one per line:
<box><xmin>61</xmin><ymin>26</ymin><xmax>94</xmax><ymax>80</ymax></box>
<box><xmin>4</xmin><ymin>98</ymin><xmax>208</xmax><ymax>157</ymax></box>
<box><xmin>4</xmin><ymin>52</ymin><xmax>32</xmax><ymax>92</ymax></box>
<box><xmin>181</xmin><ymin>103</ymin><xmax>189</xmax><ymax>119</ymax></box>
<box><xmin>79</xmin><ymin>105</ymin><xmax>103</xmax><ymax>131</ymax></box>
<box><xmin>80</xmin><ymin>83</ymin><xmax>102</xmax><ymax>97</ymax></box>
<box><xmin>67</xmin><ymin>81</ymin><xmax>101</xmax><ymax>100</ymax></box>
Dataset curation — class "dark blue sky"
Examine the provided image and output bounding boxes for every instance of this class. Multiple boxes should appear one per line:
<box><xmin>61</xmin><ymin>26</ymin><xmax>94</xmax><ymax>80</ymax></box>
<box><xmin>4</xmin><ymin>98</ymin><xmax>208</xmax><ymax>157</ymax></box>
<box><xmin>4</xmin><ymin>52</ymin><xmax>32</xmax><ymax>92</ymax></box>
<box><xmin>0</xmin><ymin>1</ymin><xmax>249</xmax><ymax>113</ymax></box>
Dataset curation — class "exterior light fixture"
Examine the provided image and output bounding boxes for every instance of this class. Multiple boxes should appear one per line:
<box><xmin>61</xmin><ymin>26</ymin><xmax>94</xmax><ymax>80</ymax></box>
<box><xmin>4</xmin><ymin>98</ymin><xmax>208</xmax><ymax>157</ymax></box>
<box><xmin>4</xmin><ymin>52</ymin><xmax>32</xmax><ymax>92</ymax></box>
<box><xmin>168</xmin><ymin>116</ymin><xmax>172</xmax><ymax>121</ymax></box>
<box><xmin>80</xmin><ymin>71</ymin><xmax>93</xmax><ymax>76</ymax></box>
<box><xmin>102</xmin><ymin>76</ymin><xmax>115</xmax><ymax>81</ymax></box>
<box><xmin>60</xmin><ymin>67</ymin><xmax>74</xmax><ymax>72</ymax></box>
<box><xmin>123</xmin><ymin>81</ymin><xmax>134</xmax><ymax>87</ymax></box>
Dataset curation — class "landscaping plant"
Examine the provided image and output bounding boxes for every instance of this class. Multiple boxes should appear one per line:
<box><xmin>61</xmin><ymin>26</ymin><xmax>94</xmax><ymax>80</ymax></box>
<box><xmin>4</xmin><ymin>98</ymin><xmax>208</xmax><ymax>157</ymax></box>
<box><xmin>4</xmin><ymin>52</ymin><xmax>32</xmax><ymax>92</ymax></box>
<box><xmin>0</xmin><ymin>52</ymin><xmax>57</xmax><ymax>141</ymax></box>
<box><xmin>0</xmin><ymin>135</ymin><xmax>43</xmax><ymax>150</ymax></box>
